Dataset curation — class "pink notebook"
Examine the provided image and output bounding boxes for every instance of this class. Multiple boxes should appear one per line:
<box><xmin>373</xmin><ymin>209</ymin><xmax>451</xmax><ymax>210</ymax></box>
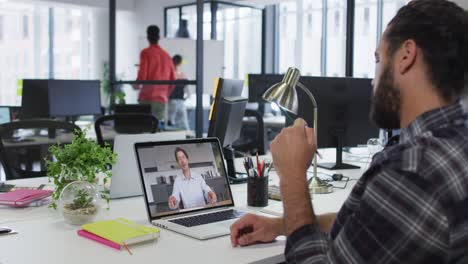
<box><xmin>0</xmin><ymin>189</ymin><xmax>52</xmax><ymax>207</ymax></box>
<box><xmin>77</xmin><ymin>230</ymin><xmax>121</xmax><ymax>250</ymax></box>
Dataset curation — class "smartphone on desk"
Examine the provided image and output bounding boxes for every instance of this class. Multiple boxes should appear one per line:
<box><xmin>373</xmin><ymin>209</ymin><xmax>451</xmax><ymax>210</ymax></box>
<box><xmin>0</xmin><ymin>227</ymin><xmax>17</xmax><ymax>236</ymax></box>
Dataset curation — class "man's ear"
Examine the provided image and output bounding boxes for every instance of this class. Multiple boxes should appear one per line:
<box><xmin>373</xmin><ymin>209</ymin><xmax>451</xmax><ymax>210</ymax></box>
<box><xmin>397</xmin><ymin>39</ymin><xmax>417</xmax><ymax>74</ymax></box>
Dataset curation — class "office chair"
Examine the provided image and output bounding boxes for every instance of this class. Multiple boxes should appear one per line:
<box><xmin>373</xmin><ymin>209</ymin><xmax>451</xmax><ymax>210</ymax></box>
<box><xmin>0</xmin><ymin>119</ymin><xmax>81</xmax><ymax>180</ymax></box>
<box><xmin>94</xmin><ymin>113</ymin><xmax>159</xmax><ymax>148</ymax></box>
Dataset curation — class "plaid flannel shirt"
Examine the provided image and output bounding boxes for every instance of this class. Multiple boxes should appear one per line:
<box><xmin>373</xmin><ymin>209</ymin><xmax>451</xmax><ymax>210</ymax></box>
<box><xmin>285</xmin><ymin>102</ymin><xmax>468</xmax><ymax>263</ymax></box>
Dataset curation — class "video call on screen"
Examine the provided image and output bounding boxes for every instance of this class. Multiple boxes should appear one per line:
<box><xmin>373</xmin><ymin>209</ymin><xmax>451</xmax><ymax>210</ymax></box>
<box><xmin>137</xmin><ymin>142</ymin><xmax>232</xmax><ymax>218</ymax></box>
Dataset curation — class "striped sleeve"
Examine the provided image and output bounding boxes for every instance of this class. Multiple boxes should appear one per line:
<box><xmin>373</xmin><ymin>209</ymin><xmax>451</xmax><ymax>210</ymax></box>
<box><xmin>285</xmin><ymin>164</ymin><xmax>449</xmax><ymax>263</ymax></box>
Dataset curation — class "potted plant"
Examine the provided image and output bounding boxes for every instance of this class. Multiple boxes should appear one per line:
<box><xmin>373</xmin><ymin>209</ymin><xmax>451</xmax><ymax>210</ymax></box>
<box><xmin>101</xmin><ymin>61</ymin><xmax>126</xmax><ymax>106</ymax></box>
<box><xmin>46</xmin><ymin>130</ymin><xmax>117</xmax><ymax>211</ymax></box>
<box><xmin>60</xmin><ymin>181</ymin><xmax>100</xmax><ymax>225</ymax></box>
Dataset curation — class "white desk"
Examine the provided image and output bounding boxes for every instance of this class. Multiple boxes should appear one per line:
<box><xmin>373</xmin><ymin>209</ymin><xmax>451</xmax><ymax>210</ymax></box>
<box><xmin>0</xmin><ymin>149</ymin><xmax>369</xmax><ymax>264</ymax></box>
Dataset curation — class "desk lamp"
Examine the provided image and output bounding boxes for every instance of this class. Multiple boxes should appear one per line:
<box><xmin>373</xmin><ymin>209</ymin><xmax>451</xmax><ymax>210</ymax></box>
<box><xmin>262</xmin><ymin>67</ymin><xmax>333</xmax><ymax>194</ymax></box>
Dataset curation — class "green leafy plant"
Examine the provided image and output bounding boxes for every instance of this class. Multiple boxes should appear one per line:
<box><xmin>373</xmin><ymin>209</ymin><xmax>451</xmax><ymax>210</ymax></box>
<box><xmin>114</xmin><ymin>91</ymin><xmax>126</xmax><ymax>105</ymax></box>
<box><xmin>101</xmin><ymin>61</ymin><xmax>110</xmax><ymax>96</ymax></box>
<box><xmin>47</xmin><ymin>130</ymin><xmax>117</xmax><ymax>209</ymax></box>
<box><xmin>69</xmin><ymin>189</ymin><xmax>93</xmax><ymax>210</ymax></box>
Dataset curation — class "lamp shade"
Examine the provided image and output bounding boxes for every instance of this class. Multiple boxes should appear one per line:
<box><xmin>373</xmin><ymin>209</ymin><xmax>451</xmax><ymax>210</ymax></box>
<box><xmin>262</xmin><ymin>67</ymin><xmax>301</xmax><ymax>114</ymax></box>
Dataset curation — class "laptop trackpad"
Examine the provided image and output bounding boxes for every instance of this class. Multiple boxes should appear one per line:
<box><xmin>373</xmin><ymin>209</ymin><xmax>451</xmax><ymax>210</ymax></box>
<box><xmin>213</xmin><ymin>219</ymin><xmax>236</xmax><ymax>229</ymax></box>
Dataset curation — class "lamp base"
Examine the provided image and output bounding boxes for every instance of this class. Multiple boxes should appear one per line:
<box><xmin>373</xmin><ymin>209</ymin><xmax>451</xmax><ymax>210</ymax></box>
<box><xmin>317</xmin><ymin>162</ymin><xmax>360</xmax><ymax>170</ymax></box>
<box><xmin>309</xmin><ymin>177</ymin><xmax>333</xmax><ymax>194</ymax></box>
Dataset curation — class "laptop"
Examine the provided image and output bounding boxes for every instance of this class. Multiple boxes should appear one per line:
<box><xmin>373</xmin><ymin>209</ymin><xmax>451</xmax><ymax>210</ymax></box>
<box><xmin>135</xmin><ymin>138</ymin><xmax>247</xmax><ymax>240</ymax></box>
<box><xmin>110</xmin><ymin>132</ymin><xmax>186</xmax><ymax>199</ymax></box>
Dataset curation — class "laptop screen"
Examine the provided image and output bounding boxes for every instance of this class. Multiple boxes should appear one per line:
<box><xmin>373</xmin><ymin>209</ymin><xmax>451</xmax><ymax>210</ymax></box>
<box><xmin>0</xmin><ymin>107</ymin><xmax>11</xmax><ymax>124</ymax></box>
<box><xmin>135</xmin><ymin>138</ymin><xmax>234</xmax><ymax>220</ymax></box>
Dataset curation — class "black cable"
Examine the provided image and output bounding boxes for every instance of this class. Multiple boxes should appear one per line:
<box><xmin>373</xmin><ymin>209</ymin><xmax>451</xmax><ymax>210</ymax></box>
<box><xmin>309</xmin><ymin>171</ymin><xmax>351</xmax><ymax>189</ymax></box>
<box><xmin>330</xmin><ymin>176</ymin><xmax>349</xmax><ymax>189</ymax></box>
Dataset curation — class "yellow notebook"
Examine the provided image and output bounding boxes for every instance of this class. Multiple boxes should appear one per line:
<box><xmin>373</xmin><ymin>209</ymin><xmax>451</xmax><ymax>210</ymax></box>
<box><xmin>82</xmin><ymin>218</ymin><xmax>160</xmax><ymax>246</ymax></box>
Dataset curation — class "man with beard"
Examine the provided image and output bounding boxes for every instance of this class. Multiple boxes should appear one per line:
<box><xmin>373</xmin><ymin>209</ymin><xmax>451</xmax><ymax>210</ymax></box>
<box><xmin>230</xmin><ymin>0</ymin><xmax>468</xmax><ymax>263</ymax></box>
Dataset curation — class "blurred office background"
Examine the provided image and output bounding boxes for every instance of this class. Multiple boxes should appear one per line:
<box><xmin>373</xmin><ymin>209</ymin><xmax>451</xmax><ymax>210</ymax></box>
<box><xmin>0</xmin><ymin>0</ymin><xmax>466</xmax><ymax>136</ymax></box>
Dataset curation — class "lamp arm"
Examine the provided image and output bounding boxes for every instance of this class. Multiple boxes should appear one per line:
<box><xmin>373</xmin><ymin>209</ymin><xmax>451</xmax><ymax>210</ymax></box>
<box><xmin>297</xmin><ymin>82</ymin><xmax>319</xmax><ymax>190</ymax></box>
<box><xmin>297</xmin><ymin>82</ymin><xmax>317</xmax><ymax>109</ymax></box>
<box><xmin>297</xmin><ymin>82</ymin><xmax>318</xmax><ymax>135</ymax></box>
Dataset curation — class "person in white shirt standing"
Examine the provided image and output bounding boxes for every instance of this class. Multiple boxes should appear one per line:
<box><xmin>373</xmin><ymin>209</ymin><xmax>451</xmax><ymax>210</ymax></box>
<box><xmin>168</xmin><ymin>147</ymin><xmax>217</xmax><ymax>209</ymax></box>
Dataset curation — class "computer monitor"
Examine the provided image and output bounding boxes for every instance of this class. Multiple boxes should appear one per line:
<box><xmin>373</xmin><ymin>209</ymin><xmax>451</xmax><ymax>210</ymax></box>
<box><xmin>211</xmin><ymin>97</ymin><xmax>248</xmax><ymax>183</ymax></box>
<box><xmin>208</xmin><ymin>78</ymin><xmax>244</xmax><ymax>137</ymax></box>
<box><xmin>248</xmin><ymin>74</ymin><xmax>282</xmax><ymax>103</ymax></box>
<box><xmin>114</xmin><ymin>104</ymin><xmax>151</xmax><ymax>114</ymax></box>
<box><xmin>208</xmin><ymin>78</ymin><xmax>246</xmax><ymax>183</ymax></box>
<box><xmin>209</xmin><ymin>97</ymin><xmax>247</xmax><ymax>148</ymax></box>
<box><xmin>113</xmin><ymin>104</ymin><xmax>154</xmax><ymax>133</ymax></box>
<box><xmin>21</xmin><ymin>79</ymin><xmax>50</xmax><ymax>119</ymax></box>
<box><xmin>21</xmin><ymin>79</ymin><xmax>101</xmax><ymax>119</ymax></box>
<box><xmin>0</xmin><ymin>106</ymin><xmax>11</xmax><ymax>124</ymax></box>
<box><xmin>48</xmin><ymin>80</ymin><xmax>101</xmax><ymax>117</ymax></box>
<box><xmin>248</xmin><ymin>74</ymin><xmax>379</xmax><ymax>170</ymax></box>
<box><xmin>298</xmin><ymin>76</ymin><xmax>379</xmax><ymax>169</ymax></box>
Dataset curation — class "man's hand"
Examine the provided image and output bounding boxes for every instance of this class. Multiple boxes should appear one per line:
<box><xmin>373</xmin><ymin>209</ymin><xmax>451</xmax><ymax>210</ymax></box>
<box><xmin>207</xmin><ymin>191</ymin><xmax>217</xmax><ymax>204</ymax></box>
<box><xmin>270</xmin><ymin>118</ymin><xmax>316</xmax><ymax>185</ymax></box>
<box><xmin>230</xmin><ymin>214</ymin><xmax>284</xmax><ymax>247</ymax></box>
<box><xmin>270</xmin><ymin>118</ymin><xmax>317</xmax><ymax>235</ymax></box>
<box><xmin>168</xmin><ymin>195</ymin><xmax>178</xmax><ymax>209</ymax></box>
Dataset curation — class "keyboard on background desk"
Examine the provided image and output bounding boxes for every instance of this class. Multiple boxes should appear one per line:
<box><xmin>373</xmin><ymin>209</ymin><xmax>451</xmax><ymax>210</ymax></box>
<box><xmin>268</xmin><ymin>185</ymin><xmax>282</xmax><ymax>201</ymax></box>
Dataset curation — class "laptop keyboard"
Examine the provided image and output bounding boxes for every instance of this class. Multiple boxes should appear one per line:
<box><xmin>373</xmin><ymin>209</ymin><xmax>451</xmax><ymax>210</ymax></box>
<box><xmin>169</xmin><ymin>209</ymin><xmax>245</xmax><ymax>227</ymax></box>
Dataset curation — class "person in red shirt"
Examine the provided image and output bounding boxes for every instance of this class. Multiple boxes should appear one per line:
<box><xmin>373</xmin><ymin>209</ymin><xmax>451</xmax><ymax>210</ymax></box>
<box><xmin>134</xmin><ymin>25</ymin><xmax>175</xmax><ymax>123</ymax></box>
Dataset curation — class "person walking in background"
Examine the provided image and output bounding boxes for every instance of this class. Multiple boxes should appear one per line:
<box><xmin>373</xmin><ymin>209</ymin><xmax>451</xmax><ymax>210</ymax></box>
<box><xmin>134</xmin><ymin>25</ymin><xmax>175</xmax><ymax>123</ymax></box>
<box><xmin>168</xmin><ymin>55</ymin><xmax>190</xmax><ymax>130</ymax></box>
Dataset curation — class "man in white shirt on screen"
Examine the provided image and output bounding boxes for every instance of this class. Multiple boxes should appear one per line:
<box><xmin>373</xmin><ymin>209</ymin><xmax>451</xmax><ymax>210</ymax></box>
<box><xmin>168</xmin><ymin>147</ymin><xmax>217</xmax><ymax>209</ymax></box>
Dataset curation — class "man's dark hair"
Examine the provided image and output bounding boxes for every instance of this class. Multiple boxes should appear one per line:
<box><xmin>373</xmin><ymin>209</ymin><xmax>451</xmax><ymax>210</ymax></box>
<box><xmin>173</xmin><ymin>55</ymin><xmax>183</xmax><ymax>66</ymax></box>
<box><xmin>147</xmin><ymin>25</ymin><xmax>160</xmax><ymax>44</ymax></box>
<box><xmin>174</xmin><ymin>147</ymin><xmax>189</xmax><ymax>162</ymax></box>
<box><xmin>385</xmin><ymin>0</ymin><xmax>468</xmax><ymax>101</ymax></box>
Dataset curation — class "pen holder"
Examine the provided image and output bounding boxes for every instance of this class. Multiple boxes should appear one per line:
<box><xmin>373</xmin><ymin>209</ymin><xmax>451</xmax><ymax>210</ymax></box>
<box><xmin>247</xmin><ymin>176</ymin><xmax>269</xmax><ymax>207</ymax></box>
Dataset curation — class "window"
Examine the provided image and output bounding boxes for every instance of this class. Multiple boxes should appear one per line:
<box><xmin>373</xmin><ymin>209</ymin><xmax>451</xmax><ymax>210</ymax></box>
<box><xmin>180</xmin><ymin>3</ymin><xmax>212</xmax><ymax>40</ymax></box>
<box><xmin>353</xmin><ymin>0</ymin><xmax>408</xmax><ymax>78</ymax></box>
<box><xmin>302</xmin><ymin>0</ymin><xmax>322</xmax><ymax>76</ymax></box>
<box><xmin>306</xmin><ymin>13</ymin><xmax>313</xmax><ymax>36</ymax></box>
<box><xmin>382</xmin><ymin>0</ymin><xmax>408</xmax><ymax>29</ymax></box>
<box><xmin>353</xmin><ymin>0</ymin><xmax>377</xmax><ymax>78</ymax></box>
<box><xmin>234</xmin><ymin>7</ymin><xmax>262</xmax><ymax>79</ymax></box>
<box><xmin>0</xmin><ymin>15</ymin><xmax>4</xmax><ymax>41</ymax></box>
<box><xmin>278</xmin><ymin>1</ymin><xmax>297</xmax><ymax>74</ymax></box>
<box><xmin>278</xmin><ymin>0</ymin><xmax>346</xmax><ymax>77</ymax></box>
<box><xmin>333</xmin><ymin>10</ymin><xmax>340</xmax><ymax>35</ymax></box>
<box><xmin>166</xmin><ymin>8</ymin><xmax>180</xmax><ymax>38</ymax></box>
<box><xmin>326</xmin><ymin>0</ymin><xmax>346</xmax><ymax>77</ymax></box>
<box><xmin>363</xmin><ymin>7</ymin><xmax>370</xmax><ymax>35</ymax></box>
<box><xmin>23</xmin><ymin>15</ymin><xmax>28</xmax><ymax>39</ymax></box>
<box><xmin>165</xmin><ymin>2</ymin><xmax>262</xmax><ymax>80</ymax></box>
<box><xmin>0</xmin><ymin>3</ymin><xmax>48</xmax><ymax>105</ymax></box>
<box><xmin>53</xmin><ymin>7</ymin><xmax>97</xmax><ymax>80</ymax></box>
<box><xmin>0</xmin><ymin>2</ymin><xmax>99</xmax><ymax>106</ymax></box>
